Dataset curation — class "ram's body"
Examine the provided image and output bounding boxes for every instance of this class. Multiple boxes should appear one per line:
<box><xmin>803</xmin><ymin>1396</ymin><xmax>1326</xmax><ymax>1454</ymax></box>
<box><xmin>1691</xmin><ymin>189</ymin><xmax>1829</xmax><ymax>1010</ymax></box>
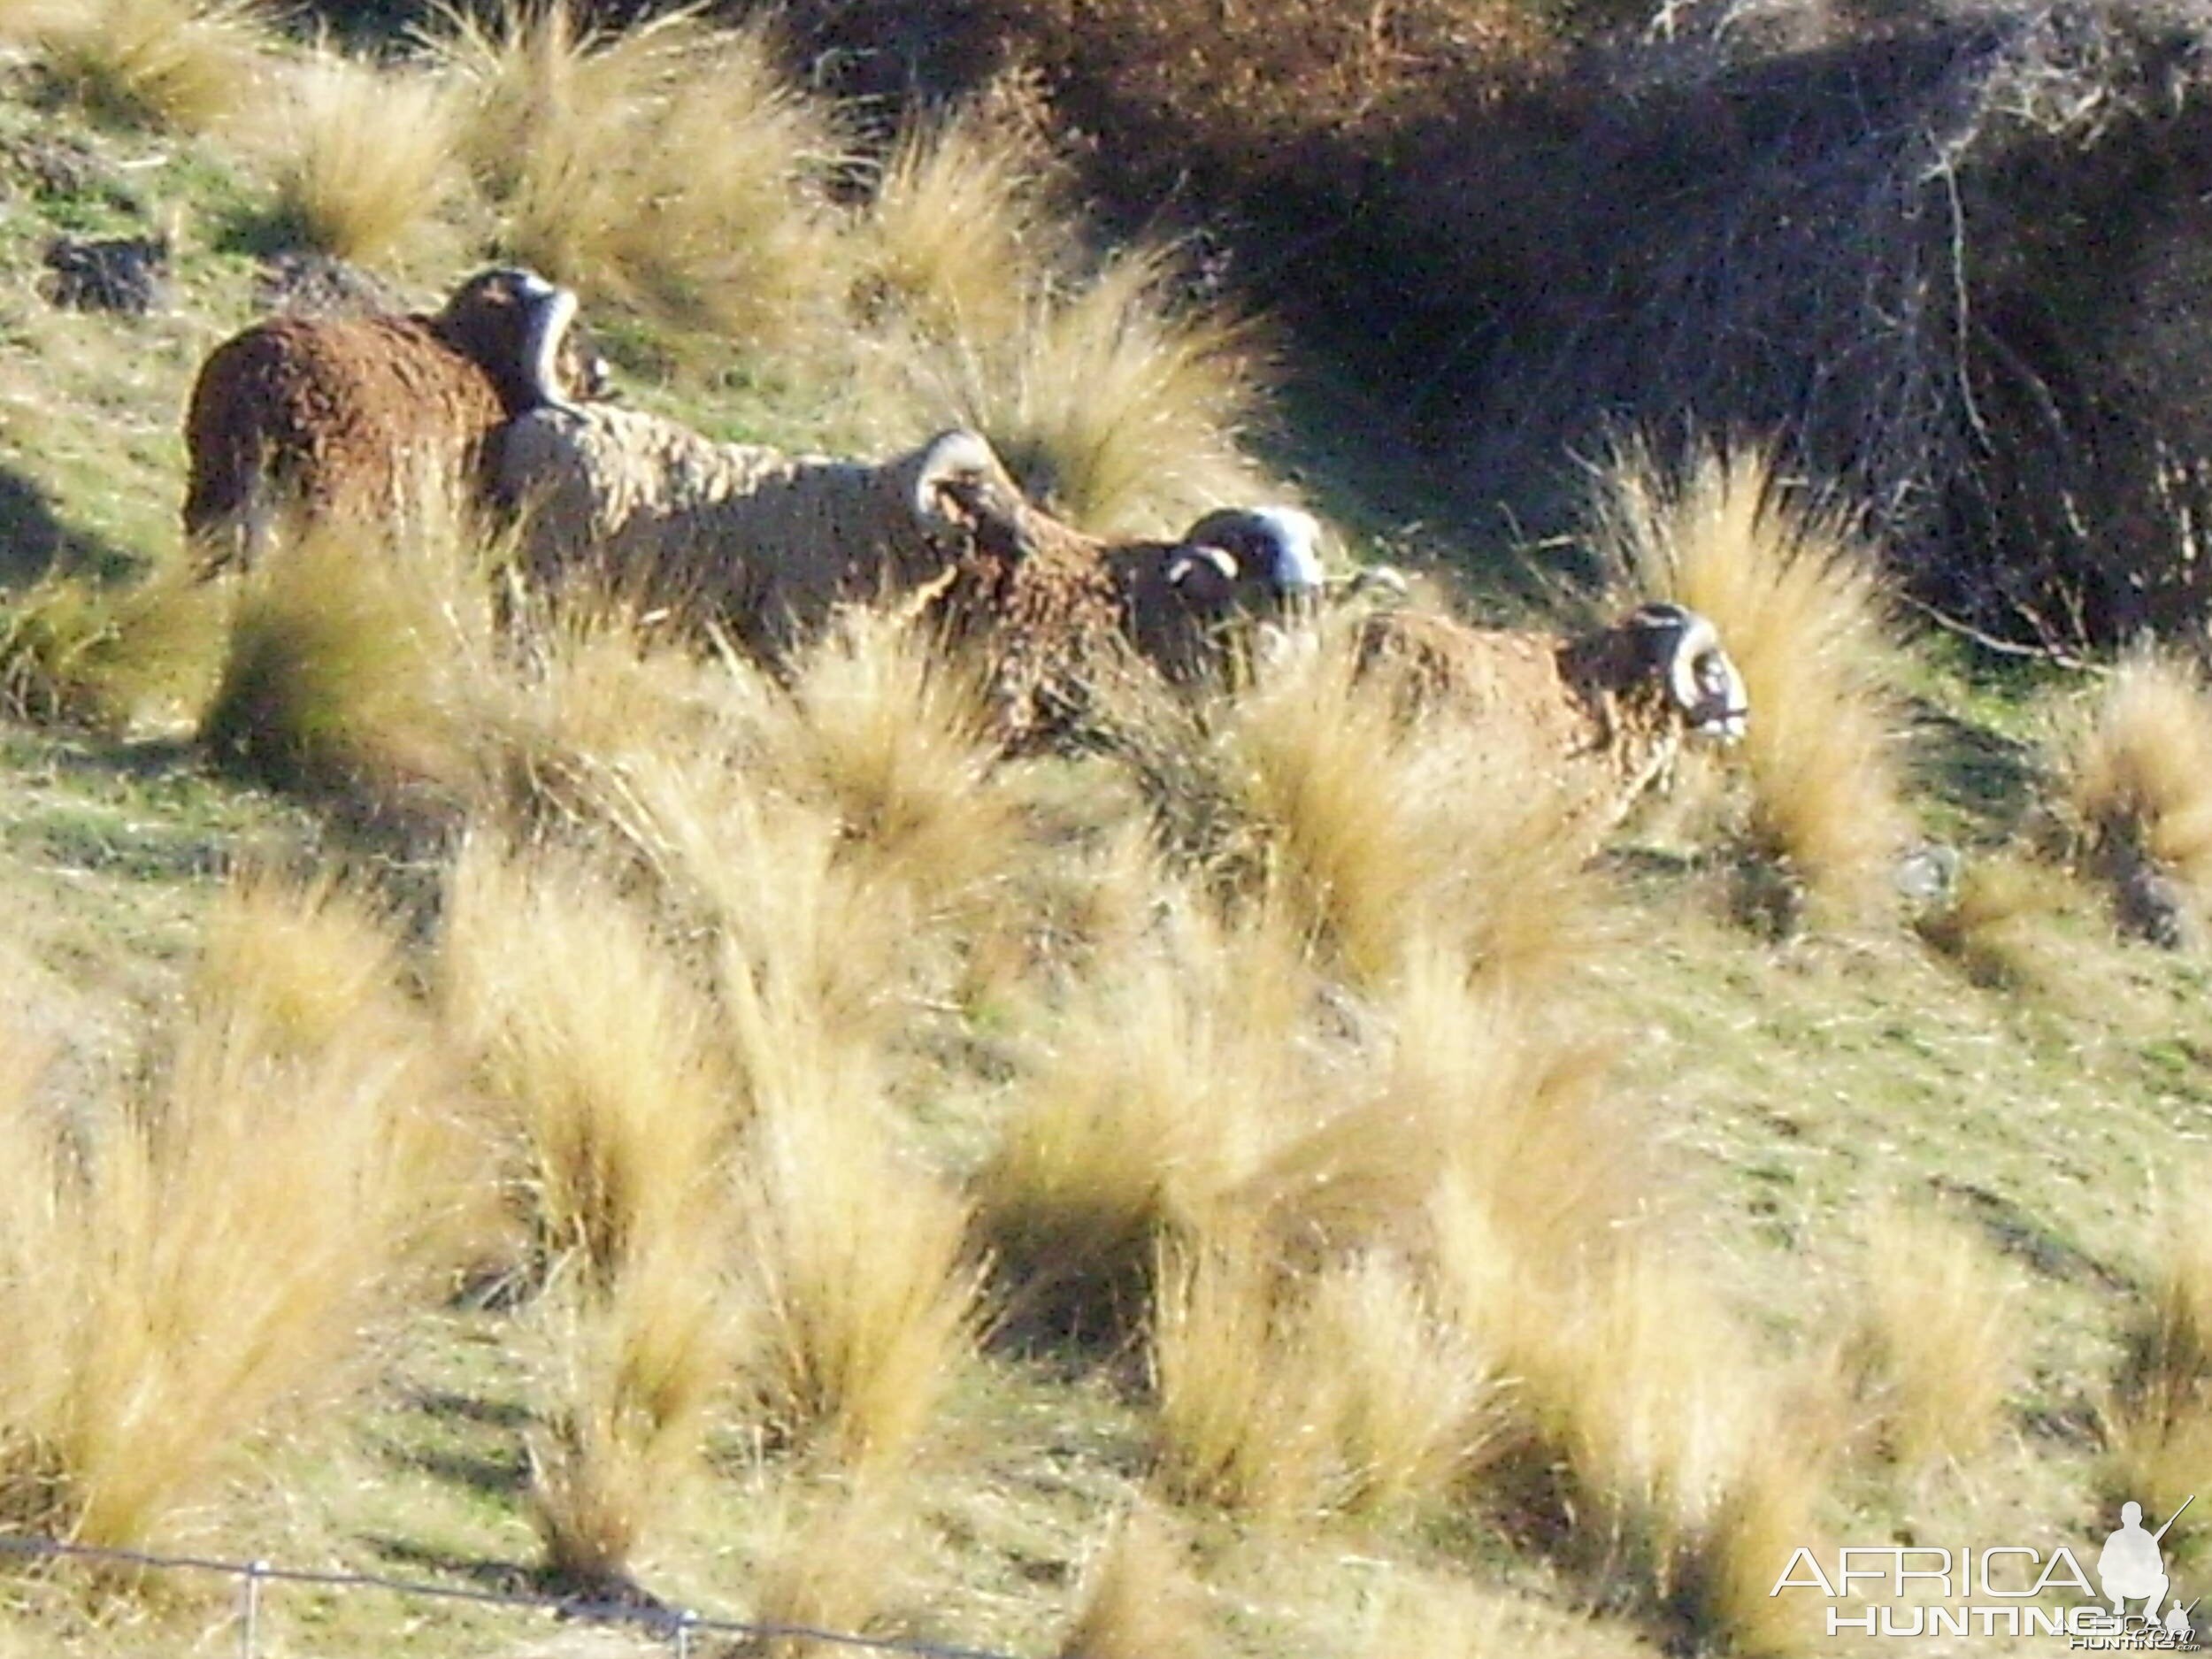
<box><xmin>496</xmin><ymin>404</ymin><xmax>1033</xmax><ymax>660</ymax></box>
<box><xmin>183</xmin><ymin>267</ymin><xmax>596</xmax><ymax>574</ymax></box>
<box><xmin>1354</xmin><ymin>603</ymin><xmax>1749</xmax><ymax>847</ymax></box>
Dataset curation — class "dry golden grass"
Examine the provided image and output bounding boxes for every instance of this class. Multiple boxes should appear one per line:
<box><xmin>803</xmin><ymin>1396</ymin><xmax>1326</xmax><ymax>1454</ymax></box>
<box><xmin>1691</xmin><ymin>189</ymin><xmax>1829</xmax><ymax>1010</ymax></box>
<box><xmin>250</xmin><ymin>42</ymin><xmax>468</xmax><ymax>266</ymax></box>
<box><xmin>492</xmin><ymin>608</ymin><xmax>990</xmax><ymax>1066</ymax></box>
<box><xmin>526</xmin><ymin>1240</ymin><xmax>739</xmax><ymax>1589</ymax></box>
<box><xmin>1350</xmin><ymin>1572</ymin><xmax>1646</xmax><ymax>1659</ymax></box>
<box><xmin>744</xmin><ymin>1474</ymin><xmax>916</xmax><ymax>1659</ymax></box>
<box><xmin>1150</xmin><ymin>1240</ymin><xmax>1317</xmax><ymax>1518</ymax></box>
<box><xmin>857</xmin><ymin>104</ymin><xmax>1071</xmax><ymax>342</ymax></box>
<box><xmin>741</xmin><ymin>1087</ymin><xmax>982</xmax><ymax>1476</ymax></box>
<box><xmin>485</xmin><ymin>593</ymin><xmax>771</xmax><ymax>832</ymax></box>
<box><xmin>0</xmin><ymin>0</ymin><xmax>62</xmax><ymax>37</ymax></box>
<box><xmin>200</xmin><ymin>508</ymin><xmax>500</xmax><ymax>814</ymax></box>
<box><xmin>0</xmin><ymin>876</ymin><xmax>469</xmax><ymax>1548</ymax></box>
<box><xmin>1202</xmin><ymin>629</ymin><xmax>1601</xmax><ymax>989</ymax></box>
<box><xmin>1843</xmin><ymin>1204</ymin><xmax>2020</xmax><ymax>1472</ymax></box>
<box><xmin>198</xmin><ymin>867</ymin><xmax>411</xmax><ymax>1050</ymax></box>
<box><xmin>574</xmin><ymin>745</ymin><xmax>929</xmax><ymax>1082</ymax></box>
<box><xmin>2106</xmin><ymin>1179</ymin><xmax>2212</xmax><ymax>1523</ymax></box>
<box><xmin>1478</xmin><ymin>1254</ymin><xmax>1832</xmax><ymax>1654</ymax></box>
<box><xmin>0</xmin><ymin>570</ymin><xmax>225</xmax><ymax>731</ymax></box>
<box><xmin>436</xmin><ymin>824</ymin><xmax>744</xmax><ymax>1588</ymax></box>
<box><xmin>974</xmin><ymin>889</ymin><xmax>1319</xmax><ymax>1336</ymax></box>
<box><xmin>762</xmin><ymin>605</ymin><xmax>1021</xmax><ymax>922</ymax></box>
<box><xmin>1914</xmin><ymin>848</ymin><xmax>2076</xmax><ymax>989</ymax></box>
<box><xmin>864</xmin><ymin>245</ymin><xmax>1273</xmax><ymax>536</ymax></box>
<box><xmin>439</xmin><ymin>831</ymin><xmax>733</xmax><ymax>1279</ymax></box>
<box><xmin>1151</xmin><ymin>1238</ymin><xmax>1494</xmax><ymax>1525</ymax></box>
<box><xmin>1056</xmin><ymin>1506</ymin><xmax>1211</xmax><ymax>1659</ymax></box>
<box><xmin>2052</xmin><ymin>646</ymin><xmax>2212</xmax><ymax>935</ymax></box>
<box><xmin>1596</xmin><ymin>440</ymin><xmax>1912</xmax><ymax>926</ymax></box>
<box><xmin>1364</xmin><ymin>950</ymin><xmax>1632</xmax><ymax>1267</ymax></box>
<box><xmin>29</xmin><ymin>0</ymin><xmax>272</xmax><ymax>130</ymax></box>
<box><xmin>432</xmin><ymin>1</ymin><xmax>849</xmax><ymax>350</ymax></box>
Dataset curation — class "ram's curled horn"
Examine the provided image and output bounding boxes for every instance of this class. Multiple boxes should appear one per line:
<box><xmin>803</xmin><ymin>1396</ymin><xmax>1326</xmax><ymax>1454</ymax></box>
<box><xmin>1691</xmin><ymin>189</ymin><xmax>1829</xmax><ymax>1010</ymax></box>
<box><xmin>1625</xmin><ymin>603</ymin><xmax>1697</xmax><ymax>702</ymax></box>
<box><xmin>1183</xmin><ymin>504</ymin><xmax>1327</xmax><ymax>595</ymax></box>
<box><xmin>519</xmin><ymin>280</ymin><xmax>581</xmax><ymax>412</ymax></box>
<box><xmin>1165</xmin><ymin>543</ymin><xmax>1239</xmax><ymax>599</ymax></box>
<box><xmin>1635</xmin><ymin>602</ymin><xmax>1748</xmax><ymax>741</ymax></box>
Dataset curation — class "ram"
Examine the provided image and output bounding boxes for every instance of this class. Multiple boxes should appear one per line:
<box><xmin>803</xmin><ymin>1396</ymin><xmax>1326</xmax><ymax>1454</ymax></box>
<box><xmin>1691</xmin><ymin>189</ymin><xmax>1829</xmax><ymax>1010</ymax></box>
<box><xmin>182</xmin><ymin>265</ymin><xmax>604</xmax><ymax>575</ymax></box>
<box><xmin>1352</xmin><ymin>600</ymin><xmax>1750</xmax><ymax>846</ymax></box>
<box><xmin>495</xmin><ymin>403</ymin><xmax>1043</xmax><ymax>660</ymax></box>
<box><xmin>923</xmin><ymin>500</ymin><xmax>1330</xmax><ymax>743</ymax></box>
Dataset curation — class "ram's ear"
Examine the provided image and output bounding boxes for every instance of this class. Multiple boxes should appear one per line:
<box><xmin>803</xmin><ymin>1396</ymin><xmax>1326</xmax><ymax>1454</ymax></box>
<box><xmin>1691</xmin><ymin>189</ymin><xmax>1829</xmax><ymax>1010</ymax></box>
<box><xmin>910</xmin><ymin>428</ymin><xmax>1030</xmax><ymax>550</ymax></box>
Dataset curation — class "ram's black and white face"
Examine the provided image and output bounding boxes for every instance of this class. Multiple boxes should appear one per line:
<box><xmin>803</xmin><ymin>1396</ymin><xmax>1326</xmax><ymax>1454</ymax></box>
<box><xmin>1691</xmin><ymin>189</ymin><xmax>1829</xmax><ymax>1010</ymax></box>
<box><xmin>1167</xmin><ymin>505</ymin><xmax>1328</xmax><ymax>616</ymax></box>
<box><xmin>441</xmin><ymin>266</ymin><xmax>607</xmax><ymax>412</ymax></box>
<box><xmin>1632</xmin><ymin>602</ymin><xmax>1749</xmax><ymax>742</ymax></box>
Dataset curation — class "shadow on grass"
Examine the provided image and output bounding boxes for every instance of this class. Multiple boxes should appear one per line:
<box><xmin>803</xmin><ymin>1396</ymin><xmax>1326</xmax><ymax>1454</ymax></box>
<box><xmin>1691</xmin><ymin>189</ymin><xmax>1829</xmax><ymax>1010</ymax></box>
<box><xmin>0</xmin><ymin>465</ymin><xmax>144</xmax><ymax>587</ymax></box>
<box><xmin>1930</xmin><ymin>1173</ymin><xmax>2134</xmax><ymax>1294</ymax></box>
<box><xmin>1909</xmin><ymin>699</ymin><xmax>2045</xmax><ymax>835</ymax></box>
<box><xmin>374</xmin><ymin>1386</ymin><xmax>536</xmax><ymax>1501</ymax></box>
<box><xmin>360</xmin><ymin>1533</ymin><xmax>539</xmax><ymax>1598</ymax></box>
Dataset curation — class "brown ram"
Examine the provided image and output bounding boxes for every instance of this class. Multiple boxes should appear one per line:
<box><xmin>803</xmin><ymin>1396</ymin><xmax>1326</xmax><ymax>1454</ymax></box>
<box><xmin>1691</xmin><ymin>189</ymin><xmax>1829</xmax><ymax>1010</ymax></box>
<box><xmin>182</xmin><ymin>265</ymin><xmax>605</xmax><ymax>575</ymax></box>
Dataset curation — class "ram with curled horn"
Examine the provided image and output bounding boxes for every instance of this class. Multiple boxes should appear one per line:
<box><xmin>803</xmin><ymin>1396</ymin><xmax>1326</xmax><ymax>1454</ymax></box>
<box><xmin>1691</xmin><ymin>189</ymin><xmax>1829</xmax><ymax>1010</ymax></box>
<box><xmin>495</xmin><ymin>403</ymin><xmax>1052</xmax><ymax>662</ymax></box>
<box><xmin>182</xmin><ymin>265</ymin><xmax>608</xmax><ymax>575</ymax></box>
<box><xmin>1351</xmin><ymin>598</ymin><xmax>1750</xmax><ymax>849</ymax></box>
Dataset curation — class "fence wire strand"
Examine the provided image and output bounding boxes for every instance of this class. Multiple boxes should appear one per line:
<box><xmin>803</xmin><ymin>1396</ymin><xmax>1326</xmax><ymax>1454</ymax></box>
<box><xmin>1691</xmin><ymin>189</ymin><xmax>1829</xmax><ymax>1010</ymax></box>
<box><xmin>0</xmin><ymin>1532</ymin><xmax>1024</xmax><ymax>1659</ymax></box>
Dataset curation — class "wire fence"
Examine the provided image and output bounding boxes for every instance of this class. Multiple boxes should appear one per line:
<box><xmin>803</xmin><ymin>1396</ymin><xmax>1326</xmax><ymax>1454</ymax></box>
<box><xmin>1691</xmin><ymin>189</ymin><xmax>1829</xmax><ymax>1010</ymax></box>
<box><xmin>0</xmin><ymin>1532</ymin><xmax>1026</xmax><ymax>1659</ymax></box>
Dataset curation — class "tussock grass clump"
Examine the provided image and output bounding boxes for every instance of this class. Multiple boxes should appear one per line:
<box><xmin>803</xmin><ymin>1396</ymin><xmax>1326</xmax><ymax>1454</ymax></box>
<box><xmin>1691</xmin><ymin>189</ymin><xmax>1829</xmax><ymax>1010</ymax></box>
<box><xmin>867</xmin><ymin>246</ymin><xmax>1273</xmax><ymax>536</ymax></box>
<box><xmin>974</xmin><ymin>894</ymin><xmax>1318</xmax><ymax>1339</ymax></box>
<box><xmin>572</xmin><ymin>745</ymin><xmax>931</xmax><ymax>1076</ymax></box>
<box><xmin>763</xmin><ymin>605</ymin><xmax>1020</xmax><ymax>922</ymax></box>
<box><xmin>1151</xmin><ymin>1240</ymin><xmax>1494</xmax><ymax>1525</ymax></box>
<box><xmin>200</xmin><ymin>508</ymin><xmax>499</xmax><ymax>816</ymax></box>
<box><xmin>440</xmin><ymin>832</ymin><xmax>733</xmax><ymax>1280</ymax></box>
<box><xmin>741</xmin><ymin>1091</ymin><xmax>982</xmax><ymax>1475</ymax></box>
<box><xmin>2107</xmin><ymin>1181</ymin><xmax>2212</xmax><ymax>1524</ymax></box>
<box><xmin>1055</xmin><ymin>1506</ymin><xmax>1210</xmax><ymax>1659</ymax></box>
<box><xmin>1199</xmin><ymin>629</ymin><xmax>1601</xmax><ymax>990</ymax></box>
<box><xmin>439</xmin><ymin>826</ymin><xmax>743</xmax><ymax>1585</ymax></box>
<box><xmin>488</xmin><ymin>594</ymin><xmax>772</xmax><ymax>822</ymax></box>
<box><xmin>199</xmin><ymin>868</ymin><xmax>414</xmax><ymax>1050</ymax></box>
<box><xmin>30</xmin><ymin>0</ymin><xmax>271</xmax><ymax>130</ymax></box>
<box><xmin>745</xmin><ymin>1475</ymin><xmax>916</xmax><ymax>1659</ymax></box>
<box><xmin>1456</xmin><ymin>1252</ymin><xmax>1832</xmax><ymax>1655</ymax></box>
<box><xmin>1842</xmin><ymin>1205</ymin><xmax>2020</xmax><ymax>1472</ymax></box>
<box><xmin>525</xmin><ymin>1240</ymin><xmax>739</xmax><ymax>1591</ymax></box>
<box><xmin>251</xmin><ymin>43</ymin><xmax>468</xmax><ymax>266</ymax></box>
<box><xmin>1357</xmin><ymin>950</ymin><xmax>1632</xmax><ymax>1268</ymax></box>
<box><xmin>433</xmin><ymin>1</ymin><xmax>849</xmax><ymax>350</ymax></box>
<box><xmin>1915</xmin><ymin>849</ymin><xmax>2075</xmax><ymax>989</ymax></box>
<box><xmin>857</xmin><ymin>104</ymin><xmax>1071</xmax><ymax>342</ymax></box>
<box><xmin>0</xmin><ymin>571</ymin><xmax>225</xmax><ymax>730</ymax></box>
<box><xmin>2051</xmin><ymin>647</ymin><xmax>2212</xmax><ymax>944</ymax></box>
<box><xmin>1597</xmin><ymin>440</ymin><xmax>1912</xmax><ymax>926</ymax></box>
<box><xmin>0</xmin><ymin>877</ymin><xmax>468</xmax><ymax>1549</ymax></box>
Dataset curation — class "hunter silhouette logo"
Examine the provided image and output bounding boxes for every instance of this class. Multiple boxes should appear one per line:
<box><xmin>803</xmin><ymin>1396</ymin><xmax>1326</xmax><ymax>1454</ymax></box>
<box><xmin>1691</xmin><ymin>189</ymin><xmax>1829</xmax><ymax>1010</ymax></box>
<box><xmin>1771</xmin><ymin>1494</ymin><xmax>2200</xmax><ymax>1643</ymax></box>
<box><xmin>2099</xmin><ymin>1498</ymin><xmax>2196</xmax><ymax>1641</ymax></box>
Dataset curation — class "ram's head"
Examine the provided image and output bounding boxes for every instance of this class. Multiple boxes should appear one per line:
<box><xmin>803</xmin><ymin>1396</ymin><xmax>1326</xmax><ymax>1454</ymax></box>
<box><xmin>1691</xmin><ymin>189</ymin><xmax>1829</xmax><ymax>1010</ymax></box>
<box><xmin>435</xmin><ymin>266</ymin><xmax>610</xmax><ymax>415</ymax></box>
<box><xmin>1624</xmin><ymin>602</ymin><xmax>1749</xmax><ymax>743</ymax></box>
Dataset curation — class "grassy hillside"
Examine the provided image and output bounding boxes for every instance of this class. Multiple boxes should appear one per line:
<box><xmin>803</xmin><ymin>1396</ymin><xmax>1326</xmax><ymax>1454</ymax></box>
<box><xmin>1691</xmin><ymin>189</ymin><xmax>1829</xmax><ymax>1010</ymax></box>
<box><xmin>0</xmin><ymin>6</ymin><xmax>2207</xmax><ymax>1659</ymax></box>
